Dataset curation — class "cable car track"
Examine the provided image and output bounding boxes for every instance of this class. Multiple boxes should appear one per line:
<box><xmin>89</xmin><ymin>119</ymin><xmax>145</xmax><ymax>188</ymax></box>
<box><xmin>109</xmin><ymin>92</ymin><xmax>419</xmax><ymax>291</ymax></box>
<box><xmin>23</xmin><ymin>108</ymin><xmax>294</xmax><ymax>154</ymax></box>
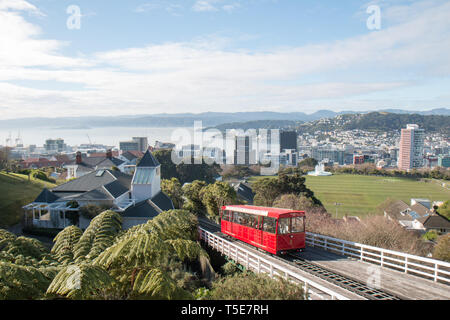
<box><xmin>198</xmin><ymin>217</ymin><xmax>403</xmax><ymax>300</ymax></box>
<box><xmin>285</xmin><ymin>253</ymin><xmax>402</xmax><ymax>300</ymax></box>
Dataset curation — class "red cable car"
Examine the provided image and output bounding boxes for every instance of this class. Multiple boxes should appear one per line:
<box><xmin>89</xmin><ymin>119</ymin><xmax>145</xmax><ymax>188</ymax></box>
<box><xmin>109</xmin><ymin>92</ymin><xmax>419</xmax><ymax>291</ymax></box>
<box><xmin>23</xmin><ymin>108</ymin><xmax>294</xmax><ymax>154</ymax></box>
<box><xmin>220</xmin><ymin>205</ymin><xmax>306</xmax><ymax>255</ymax></box>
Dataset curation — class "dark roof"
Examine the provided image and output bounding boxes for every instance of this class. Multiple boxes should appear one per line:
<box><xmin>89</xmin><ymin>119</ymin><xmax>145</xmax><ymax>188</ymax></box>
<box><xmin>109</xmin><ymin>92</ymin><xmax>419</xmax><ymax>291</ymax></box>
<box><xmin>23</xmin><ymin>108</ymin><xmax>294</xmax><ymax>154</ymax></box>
<box><xmin>421</xmin><ymin>214</ymin><xmax>450</xmax><ymax>229</ymax></box>
<box><xmin>137</xmin><ymin>150</ymin><xmax>160</xmax><ymax>167</ymax></box>
<box><xmin>235</xmin><ymin>182</ymin><xmax>255</xmax><ymax>204</ymax></box>
<box><xmin>96</xmin><ymin>158</ymin><xmax>125</xmax><ymax>168</ymax></box>
<box><xmin>76</xmin><ymin>187</ymin><xmax>114</xmax><ymax>201</ymax></box>
<box><xmin>34</xmin><ymin>188</ymin><xmax>60</xmax><ymax>203</ymax></box>
<box><xmin>121</xmin><ymin>200</ymin><xmax>160</xmax><ymax>218</ymax></box>
<box><xmin>151</xmin><ymin>191</ymin><xmax>174</xmax><ymax>211</ymax></box>
<box><xmin>67</xmin><ymin>156</ymin><xmax>124</xmax><ymax>168</ymax></box>
<box><xmin>121</xmin><ymin>151</ymin><xmax>139</xmax><ymax>161</ymax></box>
<box><xmin>52</xmin><ymin>169</ymin><xmax>132</xmax><ymax>194</ymax></box>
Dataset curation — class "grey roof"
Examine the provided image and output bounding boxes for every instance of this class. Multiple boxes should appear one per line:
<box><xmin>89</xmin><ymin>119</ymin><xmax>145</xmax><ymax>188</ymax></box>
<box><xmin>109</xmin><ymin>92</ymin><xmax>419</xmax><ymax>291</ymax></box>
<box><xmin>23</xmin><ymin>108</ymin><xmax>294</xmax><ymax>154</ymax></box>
<box><xmin>52</xmin><ymin>169</ymin><xmax>132</xmax><ymax>194</ymax></box>
<box><xmin>34</xmin><ymin>188</ymin><xmax>60</xmax><ymax>203</ymax></box>
<box><xmin>76</xmin><ymin>187</ymin><xmax>114</xmax><ymax>201</ymax></box>
<box><xmin>121</xmin><ymin>200</ymin><xmax>160</xmax><ymax>218</ymax></box>
<box><xmin>121</xmin><ymin>151</ymin><xmax>139</xmax><ymax>161</ymax></box>
<box><xmin>104</xmin><ymin>180</ymin><xmax>129</xmax><ymax>198</ymax></box>
<box><xmin>235</xmin><ymin>182</ymin><xmax>255</xmax><ymax>204</ymax></box>
<box><xmin>67</xmin><ymin>156</ymin><xmax>124</xmax><ymax>168</ymax></box>
<box><xmin>137</xmin><ymin>150</ymin><xmax>160</xmax><ymax>167</ymax></box>
<box><xmin>151</xmin><ymin>191</ymin><xmax>174</xmax><ymax>211</ymax></box>
<box><xmin>421</xmin><ymin>214</ymin><xmax>450</xmax><ymax>229</ymax></box>
<box><xmin>121</xmin><ymin>191</ymin><xmax>173</xmax><ymax>218</ymax></box>
<box><xmin>96</xmin><ymin>158</ymin><xmax>125</xmax><ymax>168</ymax></box>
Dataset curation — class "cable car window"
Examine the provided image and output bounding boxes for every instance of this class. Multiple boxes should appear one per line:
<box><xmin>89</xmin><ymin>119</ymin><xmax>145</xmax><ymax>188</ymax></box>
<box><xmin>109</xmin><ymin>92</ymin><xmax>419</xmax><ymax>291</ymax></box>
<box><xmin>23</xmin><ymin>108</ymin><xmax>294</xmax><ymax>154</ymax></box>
<box><xmin>232</xmin><ymin>211</ymin><xmax>240</xmax><ymax>224</ymax></box>
<box><xmin>291</xmin><ymin>216</ymin><xmax>304</xmax><ymax>233</ymax></box>
<box><xmin>263</xmin><ymin>217</ymin><xmax>277</xmax><ymax>234</ymax></box>
<box><xmin>222</xmin><ymin>210</ymin><xmax>231</xmax><ymax>222</ymax></box>
<box><xmin>249</xmin><ymin>215</ymin><xmax>260</xmax><ymax>229</ymax></box>
<box><xmin>278</xmin><ymin>218</ymin><xmax>290</xmax><ymax>234</ymax></box>
<box><xmin>241</xmin><ymin>213</ymin><xmax>250</xmax><ymax>226</ymax></box>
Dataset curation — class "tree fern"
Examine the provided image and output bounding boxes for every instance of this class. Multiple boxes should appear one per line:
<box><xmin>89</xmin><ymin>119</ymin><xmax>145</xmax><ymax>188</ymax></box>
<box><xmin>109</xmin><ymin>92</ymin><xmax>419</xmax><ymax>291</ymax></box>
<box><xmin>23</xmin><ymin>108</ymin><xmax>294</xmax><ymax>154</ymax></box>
<box><xmin>131</xmin><ymin>268</ymin><xmax>192</xmax><ymax>300</ymax></box>
<box><xmin>52</xmin><ymin>226</ymin><xmax>83</xmax><ymax>264</ymax></box>
<box><xmin>46</xmin><ymin>264</ymin><xmax>116</xmax><ymax>300</ymax></box>
<box><xmin>73</xmin><ymin>210</ymin><xmax>122</xmax><ymax>262</ymax></box>
<box><xmin>0</xmin><ymin>261</ymin><xmax>54</xmax><ymax>300</ymax></box>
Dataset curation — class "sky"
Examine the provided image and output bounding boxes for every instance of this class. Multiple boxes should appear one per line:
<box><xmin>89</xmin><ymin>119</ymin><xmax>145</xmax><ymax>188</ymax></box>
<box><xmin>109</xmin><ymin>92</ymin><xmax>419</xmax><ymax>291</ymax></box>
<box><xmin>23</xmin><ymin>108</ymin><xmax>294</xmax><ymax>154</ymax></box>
<box><xmin>1</xmin><ymin>0</ymin><xmax>450</xmax><ymax>119</ymax></box>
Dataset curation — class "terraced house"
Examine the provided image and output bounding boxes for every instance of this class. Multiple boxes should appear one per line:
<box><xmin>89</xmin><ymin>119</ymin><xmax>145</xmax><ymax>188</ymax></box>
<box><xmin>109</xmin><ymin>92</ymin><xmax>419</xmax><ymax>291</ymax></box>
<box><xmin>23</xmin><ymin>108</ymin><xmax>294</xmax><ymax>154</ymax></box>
<box><xmin>23</xmin><ymin>150</ymin><xmax>174</xmax><ymax>230</ymax></box>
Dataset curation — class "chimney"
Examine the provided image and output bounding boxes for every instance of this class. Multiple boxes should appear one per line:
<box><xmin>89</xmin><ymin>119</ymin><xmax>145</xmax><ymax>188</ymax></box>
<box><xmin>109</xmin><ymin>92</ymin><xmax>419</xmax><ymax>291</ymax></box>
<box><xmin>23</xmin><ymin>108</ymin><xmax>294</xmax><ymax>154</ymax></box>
<box><xmin>106</xmin><ymin>149</ymin><xmax>113</xmax><ymax>159</ymax></box>
<box><xmin>76</xmin><ymin>151</ymin><xmax>82</xmax><ymax>164</ymax></box>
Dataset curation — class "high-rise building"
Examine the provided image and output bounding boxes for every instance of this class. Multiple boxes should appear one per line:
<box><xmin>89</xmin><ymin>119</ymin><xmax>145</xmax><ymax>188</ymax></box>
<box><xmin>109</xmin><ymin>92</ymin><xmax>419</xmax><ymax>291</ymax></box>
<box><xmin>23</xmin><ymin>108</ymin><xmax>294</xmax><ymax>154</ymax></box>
<box><xmin>44</xmin><ymin>138</ymin><xmax>66</xmax><ymax>153</ymax></box>
<box><xmin>120</xmin><ymin>141</ymin><xmax>140</xmax><ymax>152</ymax></box>
<box><xmin>398</xmin><ymin>124</ymin><xmax>425</xmax><ymax>171</ymax></box>
<box><xmin>132</xmin><ymin>137</ymin><xmax>149</xmax><ymax>153</ymax></box>
<box><xmin>234</xmin><ymin>135</ymin><xmax>256</xmax><ymax>165</ymax></box>
<box><xmin>280</xmin><ymin>131</ymin><xmax>297</xmax><ymax>152</ymax></box>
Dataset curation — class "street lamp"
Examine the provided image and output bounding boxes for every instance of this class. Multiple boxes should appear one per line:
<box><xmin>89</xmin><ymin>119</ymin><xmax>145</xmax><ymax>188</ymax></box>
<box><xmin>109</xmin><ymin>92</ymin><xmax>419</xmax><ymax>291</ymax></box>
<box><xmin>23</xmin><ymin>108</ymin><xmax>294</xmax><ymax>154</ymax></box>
<box><xmin>334</xmin><ymin>202</ymin><xmax>343</xmax><ymax>219</ymax></box>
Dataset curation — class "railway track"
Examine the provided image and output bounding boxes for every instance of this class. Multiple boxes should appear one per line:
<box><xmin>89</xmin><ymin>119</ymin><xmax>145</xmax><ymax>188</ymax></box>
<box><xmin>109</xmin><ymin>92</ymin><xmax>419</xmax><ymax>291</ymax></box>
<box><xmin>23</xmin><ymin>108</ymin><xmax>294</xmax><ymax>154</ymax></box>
<box><xmin>198</xmin><ymin>217</ymin><xmax>403</xmax><ymax>300</ymax></box>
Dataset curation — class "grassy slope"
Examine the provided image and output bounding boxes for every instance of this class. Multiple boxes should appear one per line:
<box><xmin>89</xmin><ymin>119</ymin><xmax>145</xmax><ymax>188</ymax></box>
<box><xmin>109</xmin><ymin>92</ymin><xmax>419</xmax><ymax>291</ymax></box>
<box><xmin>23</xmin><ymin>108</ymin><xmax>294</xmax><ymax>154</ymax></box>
<box><xmin>0</xmin><ymin>172</ymin><xmax>56</xmax><ymax>228</ymax></box>
<box><xmin>304</xmin><ymin>174</ymin><xmax>450</xmax><ymax>218</ymax></box>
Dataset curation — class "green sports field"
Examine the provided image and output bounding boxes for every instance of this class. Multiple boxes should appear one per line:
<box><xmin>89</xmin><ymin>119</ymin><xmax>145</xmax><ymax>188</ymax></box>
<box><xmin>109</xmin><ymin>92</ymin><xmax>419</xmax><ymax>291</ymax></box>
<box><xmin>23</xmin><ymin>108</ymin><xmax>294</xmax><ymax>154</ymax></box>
<box><xmin>304</xmin><ymin>174</ymin><xmax>450</xmax><ymax>218</ymax></box>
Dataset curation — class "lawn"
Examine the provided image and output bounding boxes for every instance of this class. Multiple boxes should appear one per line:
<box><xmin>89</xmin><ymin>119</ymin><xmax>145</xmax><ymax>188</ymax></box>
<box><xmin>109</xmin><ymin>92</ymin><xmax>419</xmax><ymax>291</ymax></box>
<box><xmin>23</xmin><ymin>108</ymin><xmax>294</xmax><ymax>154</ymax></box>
<box><xmin>0</xmin><ymin>172</ymin><xmax>56</xmax><ymax>228</ymax></box>
<box><xmin>304</xmin><ymin>174</ymin><xmax>450</xmax><ymax>218</ymax></box>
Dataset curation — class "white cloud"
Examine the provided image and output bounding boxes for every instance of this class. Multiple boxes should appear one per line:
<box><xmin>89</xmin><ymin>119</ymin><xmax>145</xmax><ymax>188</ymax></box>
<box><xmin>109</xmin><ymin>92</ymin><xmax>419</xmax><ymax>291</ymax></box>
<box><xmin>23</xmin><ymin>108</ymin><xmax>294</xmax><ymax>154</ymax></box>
<box><xmin>1</xmin><ymin>0</ymin><xmax>450</xmax><ymax>119</ymax></box>
<box><xmin>192</xmin><ymin>0</ymin><xmax>219</xmax><ymax>12</ymax></box>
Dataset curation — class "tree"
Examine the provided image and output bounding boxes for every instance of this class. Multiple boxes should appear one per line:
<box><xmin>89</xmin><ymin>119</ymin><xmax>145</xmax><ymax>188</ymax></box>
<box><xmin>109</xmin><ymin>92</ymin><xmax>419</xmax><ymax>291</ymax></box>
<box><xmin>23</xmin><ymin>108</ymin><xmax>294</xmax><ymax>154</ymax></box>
<box><xmin>79</xmin><ymin>203</ymin><xmax>111</xmax><ymax>220</ymax></box>
<box><xmin>182</xmin><ymin>180</ymin><xmax>207</xmax><ymax>215</ymax></box>
<box><xmin>437</xmin><ymin>201</ymin><xmax>450</xmax><ymax>220</ymax></box>
<box><xmin>153</xmin><ymin>149</ymin><xmax>178</xmax><ymax>180</ymax></box>
<box><xmin>176</xmin><ymin>159</ymin><xmax>220</xmax><ymax>184</ymax></box>
<box><xmin>51</xmin><ymin>226</ymin><xmax>83</xmax><ymax>264</ymax></box>
<box><xmin>253</xmin><ymin>173</ymin><xmax>321</xmax><ymax>207</ymax></box>
<box><xmin>200</xmin><ymin>182</ymin><xmax>238</xmax><ymax>220</ymax></box>
<box><xmin>253</xmin><ymin>177</ymin><xmax>283</xmax><ymax>207</ymax></box>
<box><xmin>298</xmin><ymin>157</ymin><xmax>318</xmax><ymax>168</ymax></box>
<box><xmin>273</xmin><ymin>194</ymin><xmax>326</xmax><ymax>214</ymax></box>
<box><xmin>73</xmin><ymin>211</ymin><xmax>122</xmax><ymax>262</ymax></box>
<box><xmin>433</xmin><ymin>234</ymin><xmax>450</xmax><ymax>262</ymax></box>
<box><xmin>46</xmin><ymin>264</ymin><xmax>116</xmax><ymax>300</ymax></box>
<box><xmin>161</xmin><ymin>178</ymin><xmax>184</xmax><ymax>209</ymax></box>
<box><xmin>0</xmin><ymin>147</ymin><xmax>11</xmax><ymax>172</ymax></box>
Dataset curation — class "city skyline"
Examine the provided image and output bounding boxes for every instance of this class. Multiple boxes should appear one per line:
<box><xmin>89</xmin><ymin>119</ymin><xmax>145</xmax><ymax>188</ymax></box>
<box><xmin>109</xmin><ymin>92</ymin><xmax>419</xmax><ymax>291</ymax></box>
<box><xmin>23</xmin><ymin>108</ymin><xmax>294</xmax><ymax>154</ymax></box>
<box><xmin>1</xmin><ymin>0</ymin><xmax>450</xmax><ymax>119</ymax></box>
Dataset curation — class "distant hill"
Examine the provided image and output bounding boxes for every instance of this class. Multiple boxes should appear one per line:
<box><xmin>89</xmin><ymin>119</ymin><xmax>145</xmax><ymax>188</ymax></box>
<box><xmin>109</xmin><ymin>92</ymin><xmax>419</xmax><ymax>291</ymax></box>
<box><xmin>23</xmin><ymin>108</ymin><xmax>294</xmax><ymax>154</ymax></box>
<box><xmin>298</xmin><ymin>112</ymin><xmax>450</xmax><ymax>134</ymax></box>
<box><xmin>210</xmin><ymin>112</ymin><xmax>450</xmax><ymax>135</ymax></box>
<box><xmin>211</xmin><ymin>120</ymin><xmax>302</xmax><ymax>132</ymax></box>
<box><xmin>0</xmin><ymin>108</ymin><xmax>448</xmax><ymax>129</ymax></box>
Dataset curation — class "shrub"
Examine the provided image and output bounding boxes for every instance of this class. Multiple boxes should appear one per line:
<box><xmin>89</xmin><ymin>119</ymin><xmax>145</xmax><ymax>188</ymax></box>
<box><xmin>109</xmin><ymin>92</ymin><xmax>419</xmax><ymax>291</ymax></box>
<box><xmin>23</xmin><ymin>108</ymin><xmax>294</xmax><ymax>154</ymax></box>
<box><xmin>306</xmin><ymin>213</ymin><xmax>431</xmax><ymax>256</ymax></box>
<box><xmin>79</xmin><ymin>204</ymin><xmax>111</xmax><ymax>220</ymax></box>
<box><xmin>433</xmin><ymin>234</ymin><xmax>450</xmax><ymax>262</ymax></box>
<box><xmin>208</xmin><ymin>272</ymin><xmax>306</xmax><ymax>300</ymax></box>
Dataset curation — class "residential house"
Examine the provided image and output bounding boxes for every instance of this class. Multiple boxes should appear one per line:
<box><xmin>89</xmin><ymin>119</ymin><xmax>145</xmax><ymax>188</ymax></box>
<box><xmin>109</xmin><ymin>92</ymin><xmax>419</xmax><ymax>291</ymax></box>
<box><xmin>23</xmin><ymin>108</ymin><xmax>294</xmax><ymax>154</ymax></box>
<box><xmin>65</xmin><ymin>150</ymin><xmax>127</xmax><ymax>180</ymax></box>
<box><xmin>384</xmin><ymin>199</ymin><xmax>450</xmax><ymax>234</ymax></box>
<box><xmin>23</xmin><ymin>150</ymin><xmax>174</xmax><ymax>230</ymax></box>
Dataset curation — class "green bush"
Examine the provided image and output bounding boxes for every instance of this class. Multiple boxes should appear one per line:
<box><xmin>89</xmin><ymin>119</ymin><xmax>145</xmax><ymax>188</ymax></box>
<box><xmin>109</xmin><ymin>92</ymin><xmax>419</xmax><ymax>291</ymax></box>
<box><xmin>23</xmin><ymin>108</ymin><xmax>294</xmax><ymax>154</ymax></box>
<box><xmin>208</xmin><ymin>272</ymin><xmax>306</xmax><ymax>300</ymax></box>
<box><xmin>433</xmin><ymin>234</ymin><xmax>450</xmax><ymax>262</ymax></box>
